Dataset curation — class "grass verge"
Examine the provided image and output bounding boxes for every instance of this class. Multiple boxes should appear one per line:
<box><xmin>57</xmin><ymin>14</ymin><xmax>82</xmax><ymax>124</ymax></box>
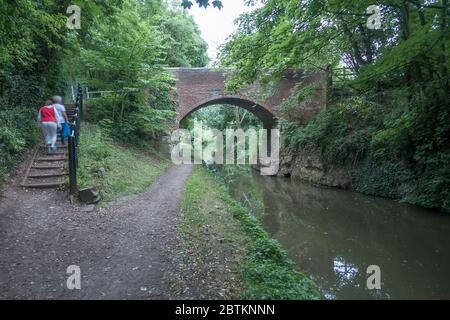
<box><xmin>174</xmin><ymin>166</ymin><xmax>320</xmax><ymax>299</ymax></box>
<box><xmin>77</xmin><ymin>123</ymin><xmax>171</xmax><ymax>202</ymax></box>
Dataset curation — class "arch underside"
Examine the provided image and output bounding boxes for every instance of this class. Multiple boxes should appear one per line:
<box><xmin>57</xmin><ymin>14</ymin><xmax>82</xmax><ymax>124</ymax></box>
<box><xmin>179</xmin><ymin>97</ymin><xmax>277</xmax><ymax>128</ymax></box>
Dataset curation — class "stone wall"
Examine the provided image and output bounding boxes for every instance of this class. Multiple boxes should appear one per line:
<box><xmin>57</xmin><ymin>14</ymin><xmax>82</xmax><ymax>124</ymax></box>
<box><xmin>278</xmin><ymin>146</ymin><xmax>353</xmax><ymax>189</ymax></box>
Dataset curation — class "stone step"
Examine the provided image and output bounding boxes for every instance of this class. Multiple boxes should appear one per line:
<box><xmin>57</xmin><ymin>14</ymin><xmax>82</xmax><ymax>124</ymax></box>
<box><xmin>22</xmin><ymin>182</ymin><xmax>63</xmax><ymax>188</ymax></box>
<box><xmin>39</xmin><ymin>148</ymin><xmax>66</xmax><ymax>154</ymax></box>
<box><xmin>40</xmin><ymin>144</ymin><xmax>67</xmax><ymax>148</ymax></box>
<box><xmin>31</xmin><ymin>165</ymin><xmax>65</xmax><ymax>170</ymax></box>
<box><xmin>36</xmin><ymin>157</ymin><xmax>68</xmax><ymax>162</ymax></box>
<box><xmin>48</xmin><ymin>151</ymin><xmax>66</xmax><ymax>155</ymax></box>
<box><xmin>28</xmin><ymin>172</ymin><xmax>67</xmax><ymax>178</ymax></box>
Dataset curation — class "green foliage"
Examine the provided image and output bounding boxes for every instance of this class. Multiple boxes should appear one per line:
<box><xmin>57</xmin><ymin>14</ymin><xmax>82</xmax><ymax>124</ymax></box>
<box><xmin>220</xmin><ymin>0</ymin><xmax>448</xmax><ymax>89</ymax></box>
<box><xmin>355</xmin><ymin>158</ymin><xmax>415</xmax><ymax>199</ymax></box>
<box><xmin>279</xmin><ymin>82</ymin><xmax>319</xmax><ymax>113</ymax></box>
<box><xmin>181</xmin><ymin>104</ymin><xmax>262</xmax><ymax>131</ymax></box>
<box><xmin>409</xmin><ymin>151</ymin><xmax>450</xmax><ymax>212</ymax></box>
<box><xmin>79</xmin><ymin>0</ymin><xmax>208</xmax><ymax>144</ymax></box>
<box><xmin>0</xmin><ymin>105</ymin><xmax>40</xmax><ymax>185</ymax></box>
<box><xmin>180</xmin><ymin>167</ymin><xmax>320</xmax><ymax>299</ymax></box>
<box><xmin>77</xmin><ymin>123</ymin><xmax>171</xmax><ymax>201</ymax></box>
<box><xmin>181</xmin><ymin>0</ymin><xmax>223</xmax><ymax>10</ymax></box>
<box><xmin>219</xmin><ymin>0</ymin><xmax>449</xmax><ymax>212</ymax></box>
<box><xmin>0</xmin><ymin>0</ymin><xmax>209</xmax><ymax>186</ymax></box>
<box><xmin>283</xmin><ymin>96</ymin><xmax>382</xmax><ymax>165</ymax></box>
<box><xmin>0</xmin><ymin>0</ymin><xmax>72</xmax><ymax>186</ymax></box>
<box><xmin>154</xmin><ymin>7</ymin><xmax>209</xmax><ymax>67</ymax></box>
<box><xmin>281</xmin><ymin>91</ymin><xmax>450</xmax><ymax>212</ymax></box>
<box><xmin>86</xmin><ymin>93</ymin><xmax>176</xmax><ymax>145</ymax></box>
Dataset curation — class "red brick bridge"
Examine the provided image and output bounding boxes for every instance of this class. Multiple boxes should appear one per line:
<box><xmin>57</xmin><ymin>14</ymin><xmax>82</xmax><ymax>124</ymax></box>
<box><xmin>168</xmin><ymin>68</ymin><xmax>328</xmax><ymax>128</ymax></box>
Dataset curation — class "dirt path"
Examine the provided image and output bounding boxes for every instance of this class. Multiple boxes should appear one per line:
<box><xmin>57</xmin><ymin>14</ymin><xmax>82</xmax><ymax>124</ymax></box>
<box><xmin>0</xmin><ymin>160</ymin><xmax>193</xmax><ymax>299</ymax></box>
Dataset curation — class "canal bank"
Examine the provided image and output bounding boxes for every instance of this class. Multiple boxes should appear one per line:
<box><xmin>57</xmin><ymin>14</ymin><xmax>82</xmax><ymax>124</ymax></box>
<box><xmin>217</xmin><ymin>165</ymin><xmax>450</xmax><ymax>299</ymax></box>
<box><xmin>170</xmin><ymin>166</ymin><xmax>320</xmax><ymax>299</ymax></box>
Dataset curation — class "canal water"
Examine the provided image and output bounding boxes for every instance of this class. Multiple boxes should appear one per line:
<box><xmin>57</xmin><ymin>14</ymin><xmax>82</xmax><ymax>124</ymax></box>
<box><xmin>217</xmin><ymin>166</ymin><xmax>450</xmax><ymax>299</ymax></box>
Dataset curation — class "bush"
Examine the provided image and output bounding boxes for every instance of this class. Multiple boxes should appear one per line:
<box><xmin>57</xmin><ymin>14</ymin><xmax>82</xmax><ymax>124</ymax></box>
<box><xmin>0</xmin><ymin>106</ymin><xmax>39</xmax><ymax>185</ymax></box>
<box><xmin>77</xmin><ymin>123</ymin><xmax>171</xmax><ymax>201</ymax></box>
<box><xmin>282</xmin><ymin>92</ymin><xmax>450</xmax><ymax>212</ymax></box>
<box><xmin>409</xmin><ymin>152</ymin><xmax>450</xmax><ymax>212</ymax></box>
<box><xmin>282</xmin><ymin>96</ymin><xmax>382</xmax><ymax>165</ymax></box>
<box><xmin>86</xmin><ymin>95</ymin><xmax>176</xmax><ymax>146</ymax></box>
<box><xmin>355</xmin><ymin>158</ymin><xmax>415</xmax><ymax>199</ymax></box>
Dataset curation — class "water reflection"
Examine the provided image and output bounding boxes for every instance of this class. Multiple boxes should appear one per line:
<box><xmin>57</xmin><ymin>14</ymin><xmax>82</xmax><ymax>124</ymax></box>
<box><xmin>333</xmin><ymin>257</ymin><xmax>358</xmax><ymax>282</ymax></box>
<box><xmin>221</xmin><ymin>167</ymin><xmax>450</xmax><ymax>299</ymax></box>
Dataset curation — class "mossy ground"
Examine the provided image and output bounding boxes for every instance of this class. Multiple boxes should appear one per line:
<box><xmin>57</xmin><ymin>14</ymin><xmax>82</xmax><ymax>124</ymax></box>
<box><xmin>77</xmin><ymin>123</ymin><xmax>171</xmax><ymax>202</ymax></box>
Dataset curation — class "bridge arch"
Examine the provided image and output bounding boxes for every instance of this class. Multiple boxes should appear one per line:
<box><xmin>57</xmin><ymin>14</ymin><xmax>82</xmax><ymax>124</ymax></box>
<box><xmin>177</xmin><ymin>95</ymin><xmax>277</xmax><ymax>128</ymax></box>
<box><xmin>169</xmin><ymin>67</ymin><xmax>327</xmax><ymax>128</ymax></box>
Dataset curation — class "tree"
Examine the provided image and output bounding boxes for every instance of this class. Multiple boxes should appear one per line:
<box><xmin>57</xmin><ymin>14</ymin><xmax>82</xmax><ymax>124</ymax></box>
<box><xmin>181</xmin><ymin>0</ymin><xmax>223</xmax><ymax>9</ymax></box>
<box><xmin>79</xmin><ymin>0</ymin><xmax>209</xmax><ymax>141</ymax></box>
<box><xmin>218</xmin><ymin>0</ymin><xmax>450</xmax><ymax>211</ymax></box>
<box><xmin>0</xmin><ymin>0</ymin><xmax>209</xmax><ymax>182</ymax></box>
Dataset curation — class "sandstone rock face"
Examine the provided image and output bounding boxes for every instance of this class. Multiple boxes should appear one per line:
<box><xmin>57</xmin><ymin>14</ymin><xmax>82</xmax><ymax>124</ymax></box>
<box><xmin>278</xmin><ymin>146</ymin><xmax>353</xmax><ymax>189</ymax></box>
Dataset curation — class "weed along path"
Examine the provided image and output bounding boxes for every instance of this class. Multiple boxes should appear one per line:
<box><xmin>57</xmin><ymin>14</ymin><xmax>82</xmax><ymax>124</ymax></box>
<box><xmin>0</xmin><ymin>163</ymin><xmax>193</xmax><ymax>299</ymax></box>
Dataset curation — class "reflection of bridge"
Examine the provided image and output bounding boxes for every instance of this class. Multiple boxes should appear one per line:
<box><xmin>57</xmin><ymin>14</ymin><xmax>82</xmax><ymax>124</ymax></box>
<box><xmin>168</xmin><ymin>68</ymin><xmax>327</xmax><ymax>128</ymax></box>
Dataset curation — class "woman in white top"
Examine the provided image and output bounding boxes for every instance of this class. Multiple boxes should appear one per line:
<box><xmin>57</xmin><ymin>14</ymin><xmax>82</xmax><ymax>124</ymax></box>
<box><xmin>52</xmin><ymin>96</ymin><xmax>70</xmax><ymax>145</ymax></box>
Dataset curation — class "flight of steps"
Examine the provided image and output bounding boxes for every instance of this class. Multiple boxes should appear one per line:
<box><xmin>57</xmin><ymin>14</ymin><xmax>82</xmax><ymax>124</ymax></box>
<box><xmin>21</xmin><ymin>103</ymin><xmax>77</xmax><ymax>189</ymax></box>
<box><xmin>65</xmin><ymin>103</ymin><xmax>77</xmax><ymax>120</ymax></box>
<box><xmin>21</xmin><ymin>143</ymin><xmax>68</xmax><ymax>188</ymax></box>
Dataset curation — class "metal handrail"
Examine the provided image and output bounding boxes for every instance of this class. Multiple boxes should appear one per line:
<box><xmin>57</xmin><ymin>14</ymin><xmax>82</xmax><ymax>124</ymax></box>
<box><xmin>68</xmin><ymin>84</ymin><xmax>83</xmax><ymax>195</ymax></box>
<box><xmin>332</xmin><ymin>67</ymin><xmax>356</xmax><ymax>83</ymax></box>
<box><xmin>85</xmin><ymin>87</ymin><xmax>139</xmax><ymax>99</ymax></box>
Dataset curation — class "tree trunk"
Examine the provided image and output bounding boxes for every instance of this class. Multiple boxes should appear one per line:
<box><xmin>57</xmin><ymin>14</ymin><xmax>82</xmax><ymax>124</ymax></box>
<box><xmin>400</xmin><ymin>2</ymin><xmax>413</xmax><ymax>96</ymax></box>
<box><xmin>414</xmin><ymin>2</ymin><xmax>434</xmax><ymax>80</ymax></box>
<box><xmin>439</xmin><ymin>0</ymin><xmax>448</xmax><ymax>104</ymax></box>
<box><xmin>234</xmin><ymin>107</ymin><xmax>241</xmax><ymax>129</ymax></box>
<box><xmin>357</xmin><ymin>23</ymin><xmax>373</xmax><ymax>64</ymax></box>
<box><xmin>341</xmin><ymin>19</ymin><xmax>364</xmax><ymax>74</ymax></box>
